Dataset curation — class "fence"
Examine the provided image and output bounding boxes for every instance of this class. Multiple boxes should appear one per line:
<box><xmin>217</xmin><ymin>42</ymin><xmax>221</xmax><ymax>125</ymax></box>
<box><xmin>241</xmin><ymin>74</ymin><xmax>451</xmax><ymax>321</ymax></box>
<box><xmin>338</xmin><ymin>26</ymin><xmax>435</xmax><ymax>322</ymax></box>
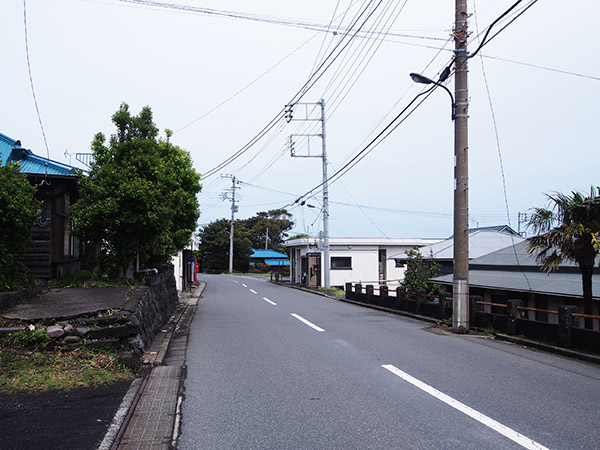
<box><xmin>345</xmin><ymin>283</ymin><xmax>600</xmax><ymax>355</ymax></box>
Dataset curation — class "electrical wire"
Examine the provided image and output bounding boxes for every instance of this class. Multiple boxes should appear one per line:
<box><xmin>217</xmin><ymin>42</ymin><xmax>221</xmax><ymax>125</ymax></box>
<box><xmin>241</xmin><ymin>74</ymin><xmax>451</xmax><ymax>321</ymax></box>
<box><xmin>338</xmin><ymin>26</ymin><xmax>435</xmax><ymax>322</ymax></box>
<box><xmin>288</xmin><ymin>0</ymin><xmax>410</xmax><ymax>148</ymax></box>
<box><xmin>308</xmin><ymin>0</ymin><xmax>343</xmax><ymax>77</ymax></box>
<box><xmin>201</xmin><ymin>0</ymin><xmax>385</xmax><ymax>179</ymax></box>
<box><xmin>473</xmin><ymin>0</ymin><xmax>532</xmax><ymax>290</ymax></box>
<box><xmin>117</xmin><ymin>0</ymin><xmax>448</xmax><ymax>42</ymax></box>
<box><xmin>471</xmin><ymin>0</ymin><xmax>539</xmax><ymax>57</ymax></box>
<box><xmin>288</xmin><ymin>0</ymin><xmax>544</xmax><ymax>207</ymax></box>
<box><xmin>174</xmin><ymin>33</ymin><xmax>320</xmax><ymax>134</ymax></box>
<box><xmin>23</xmin><ymin>0</ymin><xmax>51</xmax><ymax>179</ymax></box>
<box><xmin>481</xmin><ymin>54</ymin><xmax>600</xmax><ymax>82</ymax></box>
<box><xmin>285</xmin><ymin>84</ymin><xmax>438</xmax><ymax>209</ymax></box>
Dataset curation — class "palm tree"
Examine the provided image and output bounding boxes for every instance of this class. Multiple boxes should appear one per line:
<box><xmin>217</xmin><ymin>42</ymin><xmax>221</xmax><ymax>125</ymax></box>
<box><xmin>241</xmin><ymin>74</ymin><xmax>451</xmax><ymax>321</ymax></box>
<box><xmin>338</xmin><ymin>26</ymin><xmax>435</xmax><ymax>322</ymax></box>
<box><xmin>527</xmin><ymin>187</ymin><xmax>600</xmax><ymax>329</ymax></box>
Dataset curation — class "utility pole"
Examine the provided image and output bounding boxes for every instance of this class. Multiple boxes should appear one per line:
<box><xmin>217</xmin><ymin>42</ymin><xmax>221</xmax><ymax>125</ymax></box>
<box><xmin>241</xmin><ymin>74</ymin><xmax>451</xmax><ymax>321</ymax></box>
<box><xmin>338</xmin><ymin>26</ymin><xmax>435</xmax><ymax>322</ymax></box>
<box><xmin>453</xmin><ymin>0</ymin><xmax>469</xmax><ymax>332</ymax></box>
<box><xmin>286</xmin><ymin>99</ymin><xmax>330</xmax><ymax>288</ymax></box>
<box><xmin>320</xmin><ymin>100</ymin><xmax>330</xmax><ymax>289</ymax></box>
<box><xmin>221</xmin><ymin>175</ymin><xmax>240</xmax><ymax>273</ymax></box>
<box><xmin>265</xmin><ymin>227</ymin><xmax>269</xmax><ymax>249</ymax></box>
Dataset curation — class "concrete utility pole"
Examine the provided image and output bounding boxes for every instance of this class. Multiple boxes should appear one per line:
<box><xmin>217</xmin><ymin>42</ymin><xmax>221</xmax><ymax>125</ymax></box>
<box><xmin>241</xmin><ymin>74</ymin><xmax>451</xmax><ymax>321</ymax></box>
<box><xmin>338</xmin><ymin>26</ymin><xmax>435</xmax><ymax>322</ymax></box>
<box><xmin>265</xmin><ymin>227</ymin><xmax>269</xmax><ymax>249</ymax></box>
<box><xmin>320</xmin><ymin>100</ymin><xmax>330</xmax><ymax>289</ymax></box>
<box><xmin>287</xmin><ymin>99</ymin><xmax>330</xmax><ymax>288</ymax></box>
<box><xmin>221</xmin><ymin>175</ymin><xmax>240</xmax><ymax>273</ymax></box>
<box><xmin>453</xmin><ymin>0</ymin><xmax>470</xmax><ymax>332</ymax></box>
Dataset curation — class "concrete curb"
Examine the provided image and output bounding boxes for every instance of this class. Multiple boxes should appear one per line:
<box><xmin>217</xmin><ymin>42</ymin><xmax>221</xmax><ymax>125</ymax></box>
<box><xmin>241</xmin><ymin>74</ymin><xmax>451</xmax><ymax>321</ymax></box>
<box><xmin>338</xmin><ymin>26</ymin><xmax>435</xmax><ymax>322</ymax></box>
<box><xmin>273</xmin><ymin>281</ymin><xmax>600</xmax><ymax>366</ymax></box>
<box><xmin>494</xmin><ymin>333</ymin><xmax>600</xmax><ymax>365</ymax></box>
<box><xmin>96</xmin><ymin>377</ymin><xmax>143</xmax><ymax>450</ymax></box>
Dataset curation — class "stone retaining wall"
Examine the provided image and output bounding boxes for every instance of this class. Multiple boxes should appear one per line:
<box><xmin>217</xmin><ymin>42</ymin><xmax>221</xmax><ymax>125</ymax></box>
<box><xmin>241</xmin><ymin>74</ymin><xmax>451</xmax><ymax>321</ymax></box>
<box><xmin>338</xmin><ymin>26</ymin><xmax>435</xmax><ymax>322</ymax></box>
<box><xmin>0</xmin><ymin>284</ymin><xmax>47</xmax><ymax>313</ymax></box>
<box><xmin>125</xmin><ymin>266</ymin><xmax>179</xmax><ymax>350</ymax></box>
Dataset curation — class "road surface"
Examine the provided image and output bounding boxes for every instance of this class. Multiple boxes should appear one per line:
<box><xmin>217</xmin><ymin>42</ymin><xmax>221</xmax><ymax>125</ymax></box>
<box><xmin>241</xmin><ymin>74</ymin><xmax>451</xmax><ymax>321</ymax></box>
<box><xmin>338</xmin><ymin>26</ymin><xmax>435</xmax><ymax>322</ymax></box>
<box><xmin>180</xmin><ymin>274</ymin><xmax>600</xmax><ymax>449</ymax></box>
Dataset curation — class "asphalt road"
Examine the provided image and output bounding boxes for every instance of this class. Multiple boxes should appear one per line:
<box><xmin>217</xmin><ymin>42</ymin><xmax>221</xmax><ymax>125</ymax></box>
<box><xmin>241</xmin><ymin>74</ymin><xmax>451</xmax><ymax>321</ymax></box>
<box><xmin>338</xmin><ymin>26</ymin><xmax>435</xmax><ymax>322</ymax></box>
<box><xmin>180</xmin><ymin>274</ymin><xmax>600</xmax><ymax>449</ymax></box>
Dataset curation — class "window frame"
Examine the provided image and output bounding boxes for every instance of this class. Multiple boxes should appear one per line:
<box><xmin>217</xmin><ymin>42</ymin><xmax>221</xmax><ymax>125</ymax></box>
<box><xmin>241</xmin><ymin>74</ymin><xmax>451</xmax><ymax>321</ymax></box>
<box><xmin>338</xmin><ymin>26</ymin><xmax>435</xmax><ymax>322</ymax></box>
<box><xmin>330</xmin><ymin>256</ymin><xmax>352</xmax><ymax>270</ymax></box>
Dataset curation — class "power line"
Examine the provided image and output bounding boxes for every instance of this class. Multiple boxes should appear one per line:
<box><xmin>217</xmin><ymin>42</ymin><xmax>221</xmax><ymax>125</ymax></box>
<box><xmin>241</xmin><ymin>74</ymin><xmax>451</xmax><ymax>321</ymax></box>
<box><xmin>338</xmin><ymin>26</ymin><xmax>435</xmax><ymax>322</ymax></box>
<box><xmin>23</xmin><ymin>0</ymin><xmax>51</xmax><ymax>177</ymax></box>
<box><xmin>288</xmin><ymin>0</ymin><xmax>412</xmax><ymax>155</ymax></box>
<box><xmin>118</xmin><ymin>0</ymin><xmax>448</xmax><ymax>42</ymax></box>
<box><xmin>174</xmin><ymin>31</ymin><xmax>320</xmax><ymax>134</ymax></box>
<box><xmin>283</xmin><ymin>0</ymin><xmax>543</xmax><ymax>210</ymax></box>
<box><xmin>201</xmin><ymin>0</ymin><xmax>386</xmax><ymax>179</ymax></box>
<box><xmin>481</xmin><ymin>54</ymin><xmax>600</xmax><ymax>82</ymax></box>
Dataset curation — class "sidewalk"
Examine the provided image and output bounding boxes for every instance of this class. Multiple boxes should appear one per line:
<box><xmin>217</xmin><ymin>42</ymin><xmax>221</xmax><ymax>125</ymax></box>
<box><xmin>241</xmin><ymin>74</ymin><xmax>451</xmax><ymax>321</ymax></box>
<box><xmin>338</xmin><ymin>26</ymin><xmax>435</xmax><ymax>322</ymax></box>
<box><xmin>98</xmin><ymin>282</ymin><xmax>205</xmax><ymax>450</ymax></box>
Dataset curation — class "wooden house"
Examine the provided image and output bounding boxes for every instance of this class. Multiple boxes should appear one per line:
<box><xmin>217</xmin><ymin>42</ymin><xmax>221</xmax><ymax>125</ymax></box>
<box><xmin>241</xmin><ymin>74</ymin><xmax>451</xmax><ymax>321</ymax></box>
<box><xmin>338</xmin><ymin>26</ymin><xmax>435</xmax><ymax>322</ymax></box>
<box><xmin>1</xmin><ymin>132</ymin><xmax>81</xmax><ymax>279</ymax></box>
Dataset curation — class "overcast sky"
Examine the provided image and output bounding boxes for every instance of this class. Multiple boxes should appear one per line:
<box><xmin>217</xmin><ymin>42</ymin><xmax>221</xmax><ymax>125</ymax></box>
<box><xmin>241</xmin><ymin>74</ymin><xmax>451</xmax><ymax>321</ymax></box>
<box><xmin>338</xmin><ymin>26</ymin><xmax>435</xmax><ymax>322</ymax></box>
<box><xmin>2</xmin><ymin>0</ymin><xmax>598</xmax><ymax>240</ymax></box>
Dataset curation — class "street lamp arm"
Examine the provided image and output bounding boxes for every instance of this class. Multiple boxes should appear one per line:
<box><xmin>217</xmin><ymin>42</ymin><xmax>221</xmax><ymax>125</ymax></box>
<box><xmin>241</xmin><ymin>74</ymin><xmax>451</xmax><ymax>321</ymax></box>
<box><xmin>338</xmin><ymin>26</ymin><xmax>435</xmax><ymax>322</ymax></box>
<box><xmin>409</xmin><ymin>72</ymin><xmax>455</xmax><ymax>121</ymax></box>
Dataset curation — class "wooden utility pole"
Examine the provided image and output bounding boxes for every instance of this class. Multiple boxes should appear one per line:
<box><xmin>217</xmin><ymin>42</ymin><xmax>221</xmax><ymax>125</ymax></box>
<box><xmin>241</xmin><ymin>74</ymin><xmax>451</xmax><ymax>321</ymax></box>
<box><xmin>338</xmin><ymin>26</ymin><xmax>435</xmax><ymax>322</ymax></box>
<box><xmin>453</xmin><ymin>0</ymin><xmax>470</xmax><ymax>332</ymax></box>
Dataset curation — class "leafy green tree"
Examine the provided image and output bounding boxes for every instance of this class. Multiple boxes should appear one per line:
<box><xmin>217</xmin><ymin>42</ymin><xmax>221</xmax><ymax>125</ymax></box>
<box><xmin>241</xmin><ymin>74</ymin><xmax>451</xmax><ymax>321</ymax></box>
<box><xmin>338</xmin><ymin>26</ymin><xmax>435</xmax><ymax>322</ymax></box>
<box><xmin>527</xmin><ymin>187</ymin><xmax>600</xmax><ymax>328</ymax></box>
<box><xmin>197</xmin><ymin>219</ymin><xmax>252</xmax><ymax>272</ymax></box>
<box><xmin>71</xmin><ymin>103</ymin><xmax>201</xmax><ymax>279</ymax></box>
<box><xmin>0</xmin><ymin>160</ymin><xmax>41</xmax><ymax>290</ymax></box>
<box><xmin>400</xmin><ymin>247</ymin><xmax>444</xmax><ymax>295</ymax></box>
<box><xmin>241</xmin><ymin>208</ymin><xmax>293</xmax><ymax>251</ymax></box>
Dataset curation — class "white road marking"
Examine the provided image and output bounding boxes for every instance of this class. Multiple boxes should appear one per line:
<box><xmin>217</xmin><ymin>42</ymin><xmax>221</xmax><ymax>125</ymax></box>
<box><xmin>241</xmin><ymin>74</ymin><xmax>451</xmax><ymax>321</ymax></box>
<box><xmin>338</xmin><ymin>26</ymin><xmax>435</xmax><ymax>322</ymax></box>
<box><xmin>242</xmin><ymin>283</ymin><xmax>247</xmax><ymax>288</ymax></box>
<box><xmin>249</xmin><ymin>289</ymin><xmax>257</xmax><ymax>294</ymax></box>
<box><xmin>382</xmin><ymin>365</ymin><xmax>549</xmax><ymax>450</ymax></box>
<box><xmin>263</xmin><ymin>297</ymin><xmax>277</xmax><ymax>306</ymax></box>
<box><xmin>291</xmin><ymin>314</ymin><xmax>325</xmax><ymax>332</ymax></box>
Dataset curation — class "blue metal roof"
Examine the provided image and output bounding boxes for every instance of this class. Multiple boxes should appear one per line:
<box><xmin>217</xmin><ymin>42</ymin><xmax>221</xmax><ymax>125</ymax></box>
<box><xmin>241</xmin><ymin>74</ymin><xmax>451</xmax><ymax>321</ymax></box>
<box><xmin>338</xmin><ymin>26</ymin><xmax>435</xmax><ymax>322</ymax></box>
<box><xmin>0</xmin><ymin>132</ymin><xmax>78</xmax><ymax>176</ymax></box>
<box><xmin>0</xmin><ymin>132</ymin><xmax>21</xmax><ymax>166</ymax></box>
<box><xmin>250</xmin><ymin>249</ymin><xmax>288</xmax><ymax>259</ymax></box>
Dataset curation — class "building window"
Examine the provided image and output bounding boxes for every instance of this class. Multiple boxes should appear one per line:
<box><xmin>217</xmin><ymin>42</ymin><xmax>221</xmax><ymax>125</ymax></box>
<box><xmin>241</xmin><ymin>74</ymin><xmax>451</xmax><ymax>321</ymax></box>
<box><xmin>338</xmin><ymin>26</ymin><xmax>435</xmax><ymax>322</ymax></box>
<box><xmin>331</xmin><ymin>256</ymin><xmax>352</xmax><ymax>270</ymax></box>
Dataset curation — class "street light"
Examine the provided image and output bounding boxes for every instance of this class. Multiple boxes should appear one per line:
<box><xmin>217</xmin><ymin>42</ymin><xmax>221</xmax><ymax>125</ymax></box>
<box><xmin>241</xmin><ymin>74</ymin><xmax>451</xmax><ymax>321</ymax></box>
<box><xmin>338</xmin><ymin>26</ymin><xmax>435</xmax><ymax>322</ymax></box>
<box><xmin>409</xmin><ymin>73</ymin><xmax>455</xmax><ymax>120</ymax></box>
<box><xmin>410</xmin><ymin>70</ymin><xmax>469</xmax><ymax>333</ymax></box>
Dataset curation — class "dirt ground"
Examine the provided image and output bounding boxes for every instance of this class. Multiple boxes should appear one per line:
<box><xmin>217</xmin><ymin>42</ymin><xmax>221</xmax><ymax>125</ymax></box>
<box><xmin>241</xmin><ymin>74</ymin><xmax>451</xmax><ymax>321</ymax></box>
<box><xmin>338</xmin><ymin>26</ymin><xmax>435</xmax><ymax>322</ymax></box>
<box><xmin>0</xmin><ymin>379</ymin><xmax>132</xmax><ymax>450</ymax></box>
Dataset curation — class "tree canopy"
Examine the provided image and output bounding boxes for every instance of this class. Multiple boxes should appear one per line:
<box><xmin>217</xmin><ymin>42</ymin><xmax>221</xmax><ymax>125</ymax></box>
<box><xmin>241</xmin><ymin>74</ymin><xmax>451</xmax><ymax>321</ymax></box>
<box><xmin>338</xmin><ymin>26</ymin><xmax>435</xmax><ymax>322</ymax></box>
<box><xmin>400</xmin><ymin>247</ymin><xmax>444</xmax><ymax>295</ymax></box>
<box><xmin>0</xmin><ymin>160</ymin><xmax>40</xmax><ymax>290</ymax></box>
<box><xmin>527</xmin><ymin>187</ymin><xmax>600</xmax><ymax>328</ymax></box>
<box><xmin>71</xmin><ymin>103</ymin><xmax>201</xmax><ymax>278</ymax></box>
<box><xmin>197</xmin><ymin>219</ymin><xmax>252</xmax><ymax>273</ymax></box>
<box><xmin>240</xmin><ymin>208</ymin><xmax>293</xmax><ymax>251</ymax></box>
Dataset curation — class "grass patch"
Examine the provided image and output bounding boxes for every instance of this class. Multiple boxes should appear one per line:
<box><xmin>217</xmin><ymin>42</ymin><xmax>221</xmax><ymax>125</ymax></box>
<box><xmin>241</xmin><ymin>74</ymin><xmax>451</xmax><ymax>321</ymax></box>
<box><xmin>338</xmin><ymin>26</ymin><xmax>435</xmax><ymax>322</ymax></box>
<box><xmin>0</xmin><ymin>346</ymin><xmax>133</xmax><ymax>393</ymax></box>
<box><xmin>316</xmin><ymin>287</ymin><xmax>346</xmax><ymax>297</ymax></box>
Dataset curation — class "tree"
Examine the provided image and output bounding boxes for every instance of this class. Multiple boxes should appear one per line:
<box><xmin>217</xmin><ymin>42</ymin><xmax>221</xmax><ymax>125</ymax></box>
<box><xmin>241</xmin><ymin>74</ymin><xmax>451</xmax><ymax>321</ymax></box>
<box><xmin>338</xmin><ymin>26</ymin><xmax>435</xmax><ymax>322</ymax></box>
<box><xmin>400</xmin><ymin>247</ymin><xmax>444</xmax><ymax>295</ymax></box>
<box><xmin>241</xmin><ymin>209</ymin><xmax>294</xmax><ymax>251</ymax></box>
<box><xmin>0</xmin><ymin>160</ymin><xmax>41</xmax><ymax>290</ymax></box>
<box><xmin>197</xmin><ymin>219</ymin><xmax>252</xmax><ymax>272</ymax></box>
<box><xmin>71</xmin><ymin>103</ymin><xmax>201</xmax><ymax>279</ymax></box>
<box><xmin>527</xmin><ymin>187</ymin><xmax>600</xmax><ymax>329</ymax></box>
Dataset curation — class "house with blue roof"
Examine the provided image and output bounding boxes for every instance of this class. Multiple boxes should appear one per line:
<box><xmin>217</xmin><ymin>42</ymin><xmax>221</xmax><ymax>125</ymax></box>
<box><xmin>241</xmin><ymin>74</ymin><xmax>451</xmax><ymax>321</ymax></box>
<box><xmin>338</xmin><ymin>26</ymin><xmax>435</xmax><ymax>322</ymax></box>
<box><xmin>249</xmin><ymin>248</ymin><xmax>290</xmax><ymax>272</ymax></box>
<box><xmin>1</xmin><ymin>132</ymin><xmax>81</xmax><ymax>279</ymax></box>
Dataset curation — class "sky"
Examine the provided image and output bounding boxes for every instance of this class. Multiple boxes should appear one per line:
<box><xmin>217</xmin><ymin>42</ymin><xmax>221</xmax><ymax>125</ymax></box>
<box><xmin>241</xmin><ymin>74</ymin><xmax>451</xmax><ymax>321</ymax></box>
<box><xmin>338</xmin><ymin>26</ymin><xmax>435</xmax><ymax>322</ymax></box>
<box><xmin>2</xmin><ymin>0</ymin><xmax>599</xmax><ymax>240</ymax></box>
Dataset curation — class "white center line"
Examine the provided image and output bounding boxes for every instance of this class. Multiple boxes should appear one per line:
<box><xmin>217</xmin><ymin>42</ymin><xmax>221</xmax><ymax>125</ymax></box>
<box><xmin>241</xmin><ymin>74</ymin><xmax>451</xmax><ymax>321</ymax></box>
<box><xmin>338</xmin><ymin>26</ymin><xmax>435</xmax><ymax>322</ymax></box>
<box><xmin>263</xmin><ymin>297</ymin><xmax>277</xmax><ymax>306</ymax></box>
<box><xmin>382</xmin><ymin>365</ymin><xmax>549</xmax><ymax>450</ymax></box>
<box><xmin>291</xmin><ymin>313</ymin><xmax>325</xmax><ymax>332</ymax></box>
<box><xmin>242</xmin><ymin>283</ymin><xmax>247</xmax><ymax>288</ymax></box>
<box><xmin>249</xmin><ymin>289</ymin><xmax>257</xmax><ymax>294</ymax></box>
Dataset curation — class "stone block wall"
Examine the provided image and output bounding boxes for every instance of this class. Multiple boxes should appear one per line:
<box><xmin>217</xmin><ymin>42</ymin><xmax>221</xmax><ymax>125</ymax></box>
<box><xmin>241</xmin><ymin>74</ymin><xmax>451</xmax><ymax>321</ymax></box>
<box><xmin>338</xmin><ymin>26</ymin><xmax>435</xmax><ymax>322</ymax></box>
<box><xmin>0</xmin><ymin>284</ymin><xmax>47</xmax><ymax>313</ymax></box>
<box><xmin>124</xmin><ymin>266</ymin><xmax>179</xmax><ymax>350</ymax></box>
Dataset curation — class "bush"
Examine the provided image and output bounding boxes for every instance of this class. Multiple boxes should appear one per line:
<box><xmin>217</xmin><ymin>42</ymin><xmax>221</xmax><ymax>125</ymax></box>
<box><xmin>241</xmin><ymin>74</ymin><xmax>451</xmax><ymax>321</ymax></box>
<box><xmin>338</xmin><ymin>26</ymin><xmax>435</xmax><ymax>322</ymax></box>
<box><xmin>0</xmin><ymin>161</ymin><xmax>41</xmax><ymax>290</ymax></box>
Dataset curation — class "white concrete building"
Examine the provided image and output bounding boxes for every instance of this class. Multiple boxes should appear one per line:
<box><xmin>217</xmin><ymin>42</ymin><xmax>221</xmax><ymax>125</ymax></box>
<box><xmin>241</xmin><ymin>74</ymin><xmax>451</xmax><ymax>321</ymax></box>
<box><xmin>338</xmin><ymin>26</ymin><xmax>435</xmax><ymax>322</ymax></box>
<box><xmin>171</xmin><ymin>234</ymin><xmax>200</xmax><ymax>291</ymax></box>
<box><xmin>285</xmin><ymin>237</ymin><xmax>443</xmax><ymax>288</ymax></box>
